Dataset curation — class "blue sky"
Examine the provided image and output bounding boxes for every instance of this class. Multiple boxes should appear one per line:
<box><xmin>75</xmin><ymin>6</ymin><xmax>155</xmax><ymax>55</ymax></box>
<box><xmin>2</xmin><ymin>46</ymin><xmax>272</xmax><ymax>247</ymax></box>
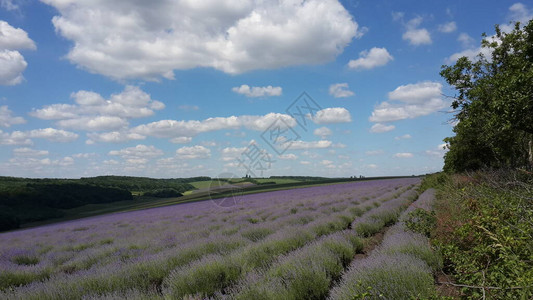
<box><xmin>0</xmin><ymin>0</ymin><xmax>531</xmax><ymax>178</ymax></box>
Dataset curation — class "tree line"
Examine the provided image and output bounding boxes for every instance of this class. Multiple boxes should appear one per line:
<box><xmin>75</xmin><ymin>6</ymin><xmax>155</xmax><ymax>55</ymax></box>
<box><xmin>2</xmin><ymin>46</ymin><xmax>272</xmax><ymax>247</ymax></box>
<box><xmin>441</xmin><ymin>20</ymin><xmax>533</xmax><ymax>172</ymax></box>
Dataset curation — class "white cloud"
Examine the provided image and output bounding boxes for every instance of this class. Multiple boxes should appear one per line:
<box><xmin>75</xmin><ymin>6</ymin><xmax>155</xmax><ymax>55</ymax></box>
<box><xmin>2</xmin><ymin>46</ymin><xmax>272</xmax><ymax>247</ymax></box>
<box><xmin>232</xmin><ymin>85</ymin><xmax>282</xmax><ymax>97</ymax></box>
<box><xmin>279</xmin><ymin>153</ymin><xmax>298</xmax><ymax>160</ymax></box>
<box><xmin>438</xmin><ymin>21</ymin><xmax>457</xmax><ymax>33</ymax></box>
<box><xmin>0</xmin><ymin>21</ymin><xmax>36</xmax><ymax>86</ymax></box>
<box><xmin>41</xmin><ymin>0</ymin><xmax>361</xmax><ymax>80</ymax></box>
<box><xmin>394</xmin><ymin>134</ymin><xmax>412</xmax><ymax>140</ymax></box>
<box><xmin>0</xmin><ymin>50</ymin><xmax>28</xmax><ymax>85</ymax></box>
<box><xmin>176</xmin><ymin>145</ymin><xmax>211</xmax><ymax>159</ymax></box>
<box><xmin>5</xmin><ymin>156</ymin><xmax>74</xmax><ymax>171</ymax></box>
<box><xmin>370</xmin><ymin>123</ymin><xmax>395</xmax><ymax>133</ymax></box>
<box><xmin>392</xmin><ymin>11</ymin><xmax>404</xmax><ymax>21</ymax></box>
<box><xmin>0</xmin><ymin>129</ymin><xmax>32</xmax><ymax>145</ymax></box>
<box><xmin>13</xmin><ymin>147</ymin><xmax>49</xmax><ymax>157</ymax></box>
<box><xmin>393</xmin><ymin>152</ymin><xmax>413</xmax><ymax>158</ymax></box>
<box><xmin>109</xmin><ymin>144</ymin><xmax>164</xmax><ymax>164</ymax></box>
<box><xmin>329</xmin><ymin>83</ymin><xmax>354</xmax><ymax>98</ymax></box>
<box><xmin>348</xmin><ymin>47</ymin><xmax>393</xmax><ymax>70</ymax></box>
<box><xmin>365</xmin><ymin>149</ymin><xmax>384</xmax><ymax>156</ymax></box>
<box><xmin>31</xmin><ymin>85</ymin><xmax>164</xmax><ymax>132</ymax></box>
<box><xmin>505</xmin><ymin>2</ymin><xmax>532</xmax><ymax>31</ymax></box>
<box><xmin>313</xmin><ymin>126</ymin><xmax>332</xmax><ymax>139</ymax></box>
<box><xmin>72</xmin><ymin>152</ymin><xmax>97</xmax><ymax>159</ymax></box>
<box><xmin>287</xmin><ymin>140</ymin><xmax>332</xmax><ymax>150</ymax></box>
<box><xmin>446</xmin><ymin>46</ymin><xmax>492</xmax><ymax>63</ymax></box>
<box><xmin>300</xmin><ymin>160</ymin><xmax>311</xmax><ymax>165</ymax></box>
<box><xmin>457</xmin><ymin>33</ymin><xmax>475</xmax><ymax>48</ymax></box>
<box><xmin>369</xmin><ymin>81</ymin><xmax>446</xmax><ymax>123</ymax></box>
<box><xmin>87</xmin><ymin>131</ymin><xmax>146</xmax><ymax>143</ymax></box>
<box><xmin>0</xmin><ymin>105</ymin><xmax>25</xmax><ymax>127</ymax></box>
<box><xmin>366</xmin><ymin>164</ymin><xmax>378</xmax><ymax>169</ymax></box>
<box><xmin>402</xmin><ymin>16</ymin><xmax>432</xmax><ymax>46</ymax></box>
<box><xmin>320</xmin><ymin>159</ymin><xmax>333</xmax><ymax>166</ymax></box>
<box><xmin>0</xmin><ymin>21</ymin><xmax>36</xmax><ymax>50</ymax></box>
<box><xmin>425</xmin><ymin>143</ymin><xmax>449</xmax><ymax>159</ymax></box>
<box><xmin>312</xmin><ymin>107</ymin><xmax>352</xmax><ymax>124</ymax></box>
<box><xmin>170</xmin><ymin>137</ymin><xmax>193</xmax><ymax>144</ymax></box>
<box><xmin>132</xmin><ymin>112</ymin><xmax>296</xmax><ymax>140</ymax></box>
<box><xmin>57</xmin><ymin>116</ymin><xmax>128</xmax><ymax>131</ymax></box>
<box><xmin>27</xmin><ymin>128</ymin><xmax>79</xmax><ymax>142</ymax></box>
<box><xmin>221</xmin><ymin>146</ymin><xmax>247</xmax><ymax>161</ymax></box>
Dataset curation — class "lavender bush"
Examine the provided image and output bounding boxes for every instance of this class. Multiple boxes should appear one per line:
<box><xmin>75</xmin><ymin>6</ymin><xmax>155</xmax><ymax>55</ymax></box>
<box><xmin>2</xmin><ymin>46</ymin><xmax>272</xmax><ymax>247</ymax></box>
<box><xmin>0</xmin><ymin>178</ymin><xmax>421</xmax><ymax>299</ymax></box>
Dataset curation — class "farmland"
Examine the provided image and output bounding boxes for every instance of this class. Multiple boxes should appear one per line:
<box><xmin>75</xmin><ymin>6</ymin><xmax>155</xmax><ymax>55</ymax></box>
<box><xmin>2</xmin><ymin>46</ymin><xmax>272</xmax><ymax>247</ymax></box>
<box><xmin>0</xmin><ymin>177</ymin><xmax>444</xmax><ymax>299</ymax></box>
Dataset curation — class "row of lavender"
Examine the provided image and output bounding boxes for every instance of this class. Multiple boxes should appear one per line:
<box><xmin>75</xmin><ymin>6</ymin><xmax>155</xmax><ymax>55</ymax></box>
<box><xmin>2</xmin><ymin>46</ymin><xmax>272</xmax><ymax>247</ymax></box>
<box><xmin>329</xmin><ymin>188</ymin><xmax>441</xmax><ymax>299</ymax></box>
<box><xmin>0</xmin><ymin>178</ymin><xmax>419</xmax><ymax>299</ymax></box>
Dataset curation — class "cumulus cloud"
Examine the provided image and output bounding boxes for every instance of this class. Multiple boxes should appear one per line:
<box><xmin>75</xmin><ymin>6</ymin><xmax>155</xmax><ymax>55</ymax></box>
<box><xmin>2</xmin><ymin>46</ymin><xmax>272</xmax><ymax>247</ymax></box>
<box><xmin>313</xmin><ymin>126</ymin><xmax>332</xmax><ymax>139</ymax></box>
<box><xmin>30</xmin><ymin>85</ymin><xmax>164</xmax><ymax>132</ymax></box>
<box><xmin>329</xmin><ymin>83</ymin><xmax>354</xmax><ymax>98</ymax></box>
<box><xmin>41</xmin><ymin>0</ymin><xmax>361</xmax><ymax>80</ymax></box>
<box><xmin>109</xmin><ymin>144</ymin><xmax>164</xmax><ymax>164</ymax></box>
<box><xmin>221</xmin><ymin>146</ymin><xmax>247</xmax><ymax>161</ymax></box>
<box><xmin>13</xmin><ymin>147</ymin><xmax>49</xmax><ymax>157</ymax></box>
<box><xmin>87</xmin><ymin>131</ymin><xmax>146</xmax><ymax>144</ymax></box>
<box><xmin>5</xmin><ymin>156</ymin><xmax>74</xmax><ymax>172</ymax></box>
<box><xmin>348</xmin><ymin>47</ymin><xmax>393</xmax><ymax>70</ymax></box>
<box><xmin>0</xmin><ymin>21</ymin><xmax>36</xmax><ymax>85</ymax></box>
<box><xmin>132</xmin><ymin>112</ymin><xmax>296</xmax><ymax>140</ymax></box>
<box><xmin>370</xmin><ymin>123</ymin><xmax>395</xmax><ymax>133</ymax></box>
<box><xmin>369</xmin><ymin>81</ymin><xmax>446</xmax><ymax>123</ymax></box>
<box><xmin>438</xmin><ymin>21</ymin><xmax>457</xmax><ymax>33</ymax></box>
<box><xmin>0</xmin><ymin>127</ymin><xmax>78</xmax><ymax>145</ymax></box>
<box><xmin>393</xmin><ymin>152</ymin><xmax>413</xmax><ymax>158</ymax></box>
<box><xmin>0</xmin><ymin>21</ymin><xmax>36</xmax><ymax>50</ymax></box>
<box><xmin>312</xmin><ymin>107</ymin><xmax>352</xmax><ymax>124</ymax></box>
<box><xmin>287</xmin><ymin>140</ymin><xmax>332</xmax><ymax>150</ymax></box>
<box><xmin>0</xmin><ymin>50</ymin><xmax>28</xmax><ymax>85</ymax></box>
<box><xmin>0</xmin><ymin>105</ymin><xmax>25</xmax><ymax>127</ymax></box>
<box><xmin>0</xmin><ymin>129</ymin><xmax>32</xmax><ymax>145</ymax></box>
<box><xmin>402</xmin><ymin>16</ymin><xmax>432</xmax><ymax>46</ymax></box>
<box><xmin>232</xmin><ymin>85</ymin><xmax>282</xmax><ymax>98</ymax></box>
<box><xmin>176</xmin><ymin>145</ymin><xmax>211</xmax><ymax>159</ymax></box>
<box><xmin>27</xmin><ymin>128</ymin><xmax>79</xmax><ymax>142</ymax></box>
<box><xmin>279</xmin><ymin>153</ymin><xmax>297</xmax><ymax>160</ymax></box>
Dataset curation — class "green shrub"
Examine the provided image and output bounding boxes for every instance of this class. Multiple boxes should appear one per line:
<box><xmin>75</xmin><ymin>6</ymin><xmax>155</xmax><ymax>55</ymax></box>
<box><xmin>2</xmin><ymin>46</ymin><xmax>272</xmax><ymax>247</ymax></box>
<box><xmin>405</xmin><ymin>208</ymin><xmax>437</xmax><ymax>237</ymax></box>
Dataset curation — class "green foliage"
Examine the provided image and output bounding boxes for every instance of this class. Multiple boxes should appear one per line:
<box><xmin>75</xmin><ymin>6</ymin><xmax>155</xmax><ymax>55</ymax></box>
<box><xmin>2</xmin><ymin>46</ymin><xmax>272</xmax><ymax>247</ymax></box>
<box><xmin>440</xmin><ymin>20</ymin><xmax>533</xmax><ymax>172</ymax></box>
<box><xmin>142</xmin><ymin>188</ymin><xmax>182</xmax><ymax>198</ymax></box>
<box><xmin>354</xmin><ymin>220</ymin><xmax>385</xmax><ymax>237</ymax></box>
<box><xmin>241</xmin><ymin>227</ymin><xmax>274</xmax><ymax>242</ymax></box>
<box><xmin>405</xmin><ymin>208</ymin><xmax>437</xmax><ymax>237</ymax></box>
<box><xmin>433</xmin><ymin>170</ymin><xmax>533</xmax><ymax>299</ymax></box>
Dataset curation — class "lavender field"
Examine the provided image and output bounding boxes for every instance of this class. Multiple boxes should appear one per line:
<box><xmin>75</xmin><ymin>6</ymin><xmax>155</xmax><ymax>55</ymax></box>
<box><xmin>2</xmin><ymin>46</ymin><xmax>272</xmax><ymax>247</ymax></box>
<box><xmin>0</xmin><ymin>178</ymin><xmax>440</xmax><ymax>299</ymax></box>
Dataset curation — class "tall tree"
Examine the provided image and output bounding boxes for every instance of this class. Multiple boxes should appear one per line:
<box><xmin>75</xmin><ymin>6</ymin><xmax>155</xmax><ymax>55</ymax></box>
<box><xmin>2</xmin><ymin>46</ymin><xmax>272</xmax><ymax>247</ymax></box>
<box><xmin>440</xmin><ymin>19</ymin><xmax>533</xmax><ymax>172</ymax></box>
